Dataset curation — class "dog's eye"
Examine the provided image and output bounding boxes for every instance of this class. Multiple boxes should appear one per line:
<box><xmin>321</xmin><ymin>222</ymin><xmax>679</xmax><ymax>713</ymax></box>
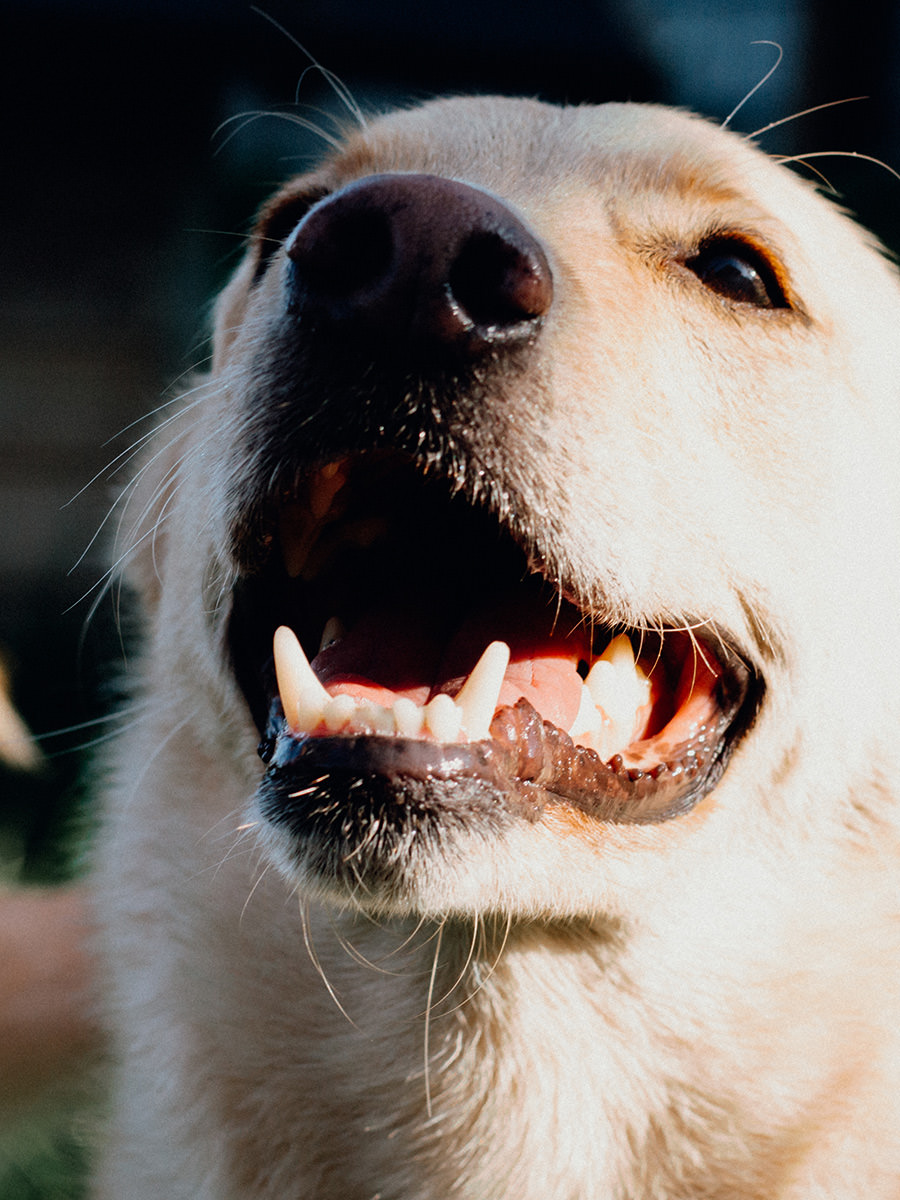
<box><xmin>685</xmin><ymin>237</ymin><xmax>789</xmax><ymax>309</ymax></box>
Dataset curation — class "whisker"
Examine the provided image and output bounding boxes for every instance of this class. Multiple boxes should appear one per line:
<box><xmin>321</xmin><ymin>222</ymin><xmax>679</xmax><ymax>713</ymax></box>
<box><xmin>423</xmin><ymin>919</ymin><xmax>445</xmax><ymax>1120</ymax></box>
<box><xmin>65</xmin><ymin>375</ymin><xmax>211</xmax><ymax>511</ymax></box>
<box><xmin>239</xmin><ymin>862</ymin><xmax>273</xmax><ymax>925</ymax></box>
<box><xmin>214</xmin><ymin>109</ymin><xmax>347</xmax><ymax>156</ymax></box>
<box><xmin>747</xmin><ymin>95</ymin><xmax>868</xmax><ymax>141</ymax></box>
<box><xmin>250</xmin><ymin>6</ymin><xmax>366</xmax><ymax>130</ymax></box>
<box><xmin>722</xmin><ymin>41</ymin><xmax>783</xmax><ymax>130</ymax></box>
<box><xmin>775</xmin><ymin>149</ymin><xmax>900</xmax><ymax>189</ymax></box>
<box><xmin>434</xmin><ymin>915</ymin><xmax>484</xmax><ymax>1017</ymax></box>
<box><xmin>299</xmin><ymin>898</ymin><xmax>360</xmax><ymax>1029</ymax></box>
<box><xmin>33</xmin><ymin>702</ymin><xmax>146</xmax><ymax>743</ymax></box>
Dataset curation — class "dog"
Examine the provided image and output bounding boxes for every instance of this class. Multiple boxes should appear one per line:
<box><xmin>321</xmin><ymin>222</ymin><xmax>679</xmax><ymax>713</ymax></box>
<box><xmin>91</xmin><ymin>95</ymin><xmax>900</xmax><ymax>1198</ymax></box>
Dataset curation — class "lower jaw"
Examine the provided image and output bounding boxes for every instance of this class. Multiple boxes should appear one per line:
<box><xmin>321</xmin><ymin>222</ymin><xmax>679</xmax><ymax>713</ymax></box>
<box><xmin>245</xmin><ymin>644</ymin><xmax>756</xmax><ymax>914</ymax></box>
<box><xmin>258</xmin><ymin>661</ymin><xmax>749</xmax><ymax>834</ymax></box>
<box><xmin>253</xmin><ymin>614</ymin><xmax>753</xmax><ymax>818</ymax></box>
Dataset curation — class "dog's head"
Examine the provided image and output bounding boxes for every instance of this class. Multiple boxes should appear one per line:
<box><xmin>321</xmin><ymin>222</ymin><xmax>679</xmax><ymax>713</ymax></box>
<box><xmin>128</xmin><ymin>97</ymin><xmax>900</xmax><ymax>919</ymax></box>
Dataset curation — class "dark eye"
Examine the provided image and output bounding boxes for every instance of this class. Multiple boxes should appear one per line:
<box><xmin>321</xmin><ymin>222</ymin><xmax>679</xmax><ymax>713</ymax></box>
<box><xmin>685</xmin><ymin>237</ymin><xmax>789</xmax><ymax>309</ymax></box>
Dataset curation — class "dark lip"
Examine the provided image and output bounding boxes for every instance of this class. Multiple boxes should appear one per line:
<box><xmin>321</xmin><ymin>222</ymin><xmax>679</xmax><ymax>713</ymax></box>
<box><xmin>256</xmin><ymin>640</ymin><xmax>757</xmax><ymax>828</ymax></box>
<box><xmin>250</xmin><ymin>656</ymin><xmax>759</xmax><ymax>900</ymax></box>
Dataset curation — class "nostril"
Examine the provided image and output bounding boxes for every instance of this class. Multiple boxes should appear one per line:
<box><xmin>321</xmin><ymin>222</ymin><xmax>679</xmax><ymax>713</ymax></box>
<box><xmin>287</xmin><ymin>207</ymin><xmax>394</xmax><ymax>303</ymax></box>
<box><xmin>448</xmin><ymin>231</ymin><xmax>554</xmax><ymax>331</ymax></box>
<box><xmin>283</xmin><ymin>173</ymin><xmax>553</xmax><ymax>353</ymax></box>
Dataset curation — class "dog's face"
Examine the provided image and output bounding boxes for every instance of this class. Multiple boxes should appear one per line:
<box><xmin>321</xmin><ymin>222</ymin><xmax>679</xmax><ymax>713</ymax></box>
<box><xmin>134</xmin><ymin>97</ymin><xmax>900</xmax><ymax>921</ymax></box>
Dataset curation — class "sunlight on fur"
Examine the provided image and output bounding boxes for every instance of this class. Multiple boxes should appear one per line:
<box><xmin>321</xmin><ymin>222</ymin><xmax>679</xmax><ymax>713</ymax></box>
<box><xmin>91</xmin><ymin>94</ymin><xmax>900</xmax><ymax>1199</ymax></box>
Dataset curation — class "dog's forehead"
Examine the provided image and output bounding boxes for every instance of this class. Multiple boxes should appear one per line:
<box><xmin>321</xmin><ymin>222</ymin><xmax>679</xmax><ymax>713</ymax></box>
<box><xmin>324</xmin><ymin>97</ymin><xmax>773</xmax><ymax>214</ymax></box>
<box><xmin>292</xmin><ymin>95</ymin><xmax>890</xmax><ymax>319</ymax></box>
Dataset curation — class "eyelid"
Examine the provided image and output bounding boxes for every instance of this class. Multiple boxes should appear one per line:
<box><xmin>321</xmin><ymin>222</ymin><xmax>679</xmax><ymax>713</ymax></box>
<box><xmin>682</xmin><ymin>234</ymin><xmax>792</xmax><ymax>309</ymax></box>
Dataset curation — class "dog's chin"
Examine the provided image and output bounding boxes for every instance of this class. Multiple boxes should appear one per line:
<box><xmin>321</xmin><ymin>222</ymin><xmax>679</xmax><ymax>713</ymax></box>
<box><xmin>227</xmin><ymin>451</ymin><xmax>761</xmax><ymax>914</ymax></box>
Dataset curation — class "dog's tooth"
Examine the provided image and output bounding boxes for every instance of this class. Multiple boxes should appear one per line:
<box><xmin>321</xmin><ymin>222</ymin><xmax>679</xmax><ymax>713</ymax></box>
<box><xmin>273</xmin><ymin>626</ymin><xmax>330</xmax><ymax>733</ymax></box>
<box><xmin>569</xmin><ymin>681</ymin><xmax>606</xmax><ymax>738</ymax></box>
<box><xmin>424</xmin><ymin>693</ymin><xmax>463</xmax><ymax>742</ymax></box>
<box><xmin>318</xmin><ymin>617</ymin><xmax>345</xmax><ymax>654</ymax></box>
<box><xmin>599</xmin><ymin>633</ymin><xmax>637</xmax><ymax>670</ymax></box>
<box><xmin>356</xmin><ymin>702</ymin><xmax>395</xmax><ymax>736</ymax></box>
<box><xmin>585</xmin><ymin>635</ymin><xmax>650</xmax><ymax>744</ymax></box>
<box><xmin>393</xmin><ymin>697</ymin><xmax>425</xmax><ymax>738</ymax></box>
<box><xmin>454</xmin><ymin>640</ymin><xmax>510</xmax><ymax>740</ymax></box>
<box><xmin>322</xmin><ymin>693</ymin><xmax>356</xmax><ymax>732</ymax></box>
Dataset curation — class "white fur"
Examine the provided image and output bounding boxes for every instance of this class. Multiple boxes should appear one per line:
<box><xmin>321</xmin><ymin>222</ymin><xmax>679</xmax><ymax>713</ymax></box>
<box><xmin>93</xmin><ymin>98</ymin><xmax>900</xmax><ymax>1199</ymax></box>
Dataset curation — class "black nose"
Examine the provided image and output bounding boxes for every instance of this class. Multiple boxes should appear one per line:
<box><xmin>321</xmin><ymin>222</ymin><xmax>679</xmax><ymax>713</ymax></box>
<box><xmin>284</xmin><ymin>173</ymin><xmax>553</xmax><ymax>355</ymax></box>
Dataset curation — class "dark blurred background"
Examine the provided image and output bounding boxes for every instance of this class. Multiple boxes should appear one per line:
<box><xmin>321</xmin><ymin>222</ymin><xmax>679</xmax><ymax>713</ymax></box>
<box><xmin>1</xmin><ymin>0</ymin><xmax>899</xmax><ymax>1193</ymax></box>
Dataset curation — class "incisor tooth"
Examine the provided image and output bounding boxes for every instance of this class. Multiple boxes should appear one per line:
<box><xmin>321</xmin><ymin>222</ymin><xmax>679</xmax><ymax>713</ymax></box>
<box><xmin>454</xmin><ymin>640</ymin><xmax>510</xmax><ymax>740</ymax></box>
<box><xmin>355</xmin><ymin>702</ymin><xmax>395</xmax><ymax>735</ymax></box>
<box><xmin>393</xmin><ymin>697</ymin><xmax>425</xmax><ymax>738</ymax></box>
<box><xmin>273</xmin><ymin>626</ymin><xmax>330</xmax><ymax>733</ymax></box>
<box><xmin>322</xmin><ymin>693</ymin><xmax>356</xmax><ymax>732</ymax></box>
<box><xmin>424</xmin><ymin>693</ymin><xmax>462</xmax><ymax>742</ymax></box>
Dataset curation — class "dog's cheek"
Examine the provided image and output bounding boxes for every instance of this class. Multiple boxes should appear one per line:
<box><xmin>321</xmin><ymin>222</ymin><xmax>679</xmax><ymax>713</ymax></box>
<box><xmin>114</xmin><ymin>420</ymin><xmax>203</xmax><ymax>617</ymax></box>
<box><xmin>211</xmin><ymin>255</ymin><xmax>258</xmax><ymax>375</ymax></box>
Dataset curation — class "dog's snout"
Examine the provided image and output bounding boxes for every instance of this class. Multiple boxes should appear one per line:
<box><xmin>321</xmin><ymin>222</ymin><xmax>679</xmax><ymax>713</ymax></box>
<box><xmin>284</xmin><ymin>173</ymin><xmax>553</xmax><ymax>353</ymax></box>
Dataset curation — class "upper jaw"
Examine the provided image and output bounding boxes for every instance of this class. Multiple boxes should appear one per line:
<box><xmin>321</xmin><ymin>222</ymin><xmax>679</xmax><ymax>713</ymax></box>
<box><xmin>227</xmin><ymin>449</ymin><xmax>761</xmax><ymax>840</ymax></box>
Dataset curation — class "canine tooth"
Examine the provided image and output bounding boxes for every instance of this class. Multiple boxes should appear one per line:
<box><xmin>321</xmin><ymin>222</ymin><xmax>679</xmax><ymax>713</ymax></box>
<box><xmin>273</xmin><ymin>626</ymin><xmax>330</xmax><ymax>733</ymax></box>
<box><xmin>393</xmin><ymin>697</ymin><xmax>425</xmax><ymax>738</ymax></box>
<box><xmin>600</xmin><ymin>633</ymin><xmax>637</xmax><ymax>670</ymax></box>
<box><xmin>322</xmin><ymin>693</ymin><xmax>356</xmax><ymax>732</ymax></box>
<box><xmin>454</xmin><ymin>641</ymin><xmax>510</xmax><ymax>740</ymax></box>
<box><xmin>424</xmin><ymin>693</ymin><xmax>463</xmax><ymax>742</ymax></box>
<box><xmin>318</xmin><ymin>617</ymin><xmax>345</xmax><ymax>654</ymax></box>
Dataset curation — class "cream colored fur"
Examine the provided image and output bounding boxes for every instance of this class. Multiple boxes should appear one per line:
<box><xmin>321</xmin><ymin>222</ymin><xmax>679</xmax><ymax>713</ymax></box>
<box><xmin>92</xmin><ymin>97</ymin><xmax>900</xmax><ymax>1198</ymax></box>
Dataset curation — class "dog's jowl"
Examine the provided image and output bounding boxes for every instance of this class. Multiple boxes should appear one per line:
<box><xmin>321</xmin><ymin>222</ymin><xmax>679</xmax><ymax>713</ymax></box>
<box><xmin>92</xmin><ymin>97</ymin><xmax>900</xmax><ymax>1199</ymax></box>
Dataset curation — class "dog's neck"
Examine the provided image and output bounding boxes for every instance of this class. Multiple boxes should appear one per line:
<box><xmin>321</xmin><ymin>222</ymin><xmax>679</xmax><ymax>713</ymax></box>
<box><xmin>231</xmin><ymin>905</ymin><xmax>856</xmax><ymax>1200</ymax></box>
<box><xmin>234</xmin><ymin>902</ymin><xmax>900</xmax><ymax>1200</ymax></box>
<box><xmin>107</xmin><ymin>719</ymin><xmax>900</xmax><ymax>1199</ymax></box>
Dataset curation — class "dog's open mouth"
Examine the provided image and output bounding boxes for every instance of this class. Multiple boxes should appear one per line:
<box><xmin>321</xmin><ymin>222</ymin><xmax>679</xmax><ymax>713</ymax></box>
<box><xmin>229</xmin><ymin>452</ymin><xmax>756</xmax><ymax>827</ymax></box>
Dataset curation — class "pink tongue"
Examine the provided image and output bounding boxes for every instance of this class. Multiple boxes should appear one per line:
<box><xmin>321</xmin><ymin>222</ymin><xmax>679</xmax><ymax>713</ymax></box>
<box><xmin>311</xmin><ymin>596</ymin><xmax>589</xmax><ymax>732</ymax></box>
<box><xmin>312</xmin><ymin>606</ymin><xmax>442</xmax><ymax>708</ymax></box>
